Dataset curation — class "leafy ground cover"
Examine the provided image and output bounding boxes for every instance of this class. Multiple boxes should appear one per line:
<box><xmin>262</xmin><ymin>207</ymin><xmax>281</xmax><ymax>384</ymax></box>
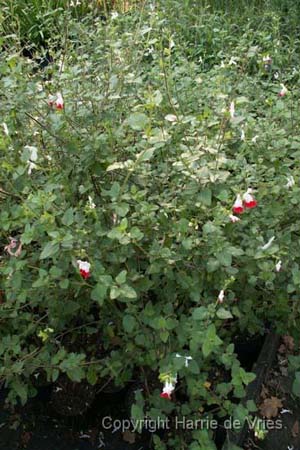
<box><xmin>1</xmin><ymin>1</ymin><xmax>300</xmax><ymax>449</ymax></box>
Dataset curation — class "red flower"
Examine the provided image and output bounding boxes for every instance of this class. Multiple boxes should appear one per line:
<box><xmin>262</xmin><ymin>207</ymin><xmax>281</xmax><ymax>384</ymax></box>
<box><xmin>243</xmin><ymin>189</ymin><xmax>257</xmax><ymax>209</ymax></box>
<box><xmin>232</xmin><ymin>194</ymin><xmax>244</xmax><ymax>214</ymax></box>
<box><xmin>55</xmin><ymin>92</ymin><xmax>64</xmax><ymax>110</ymax></box>
<box><xmin>77</xmin><ymin>260</ymin><xmax>91</xmax><ymax>279</ymax></box>
<box><xmin>80</xmin><ymin>269</ymin><xmax>90</xmax><ymax>279</ymax></box>
<box><xmin>160</xmin><ymin>378</ymin><xmax>176</xmax><ymax>400</ymax></box>
<box><xmin>48</xmin><ymin>92</ymin><xmax>64</xmax><ymax>110</ymax></box>
<box><xmin>278</xmin><ymin>84</ymin><xmax>288</xmax><ymax>97</ymax></box>
<box><xmin>160</xmin><ymin>392</ymin><xmax>171</xmax><ymax>400</ymax></box>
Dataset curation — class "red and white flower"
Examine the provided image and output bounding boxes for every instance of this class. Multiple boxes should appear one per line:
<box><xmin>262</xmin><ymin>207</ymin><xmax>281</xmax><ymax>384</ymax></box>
<box><xmin>232</xmin><ymin>194</ymin><xmax>244</xmax><ymax>214</ymax></box>
<box><xmin>77</xmin><ymin>260</ymin><xmax>91</xmax><ymax>279</ymax></box>
<box><xmin>243</xmin><ymin>188</ymin><xmax>257</xmax><ymax>209</ymax></box>
<box><xmin>229</xmin><ymin>214</ymin><xmax>240</xmax><ymax>223</ymax></box>
<box><xmin>160</xmin><ymin>380</ymin><xmax>176</xmax><ymax>400</ymax></box>
<box><xmin>48</xmin><ymin>92</ymin><xmax>64</xmax><ymax>109</ymax></box>
<box><xmin>55</xmin><ymin>92</ymin><xmax>64</xmax><ymax>109</ymax></box>
<box><xmin>278</xmin><ymin>84</ymin><xmax>288</xmax><ymax>97</ymax></box>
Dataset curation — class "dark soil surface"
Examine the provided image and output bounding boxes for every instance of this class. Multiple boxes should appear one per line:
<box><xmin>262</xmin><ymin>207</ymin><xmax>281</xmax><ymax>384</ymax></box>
<box><xmin>0</xmin><ymin>386</ymin><xmax>150</xmax><ymax>450</ymax></box>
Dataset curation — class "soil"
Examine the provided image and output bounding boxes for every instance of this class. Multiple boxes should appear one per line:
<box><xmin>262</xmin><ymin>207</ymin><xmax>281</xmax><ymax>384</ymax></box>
<box><xmin>0</xmin><ymin>385</ymin><xmax>150</xmax><ymax>450</ymax></box>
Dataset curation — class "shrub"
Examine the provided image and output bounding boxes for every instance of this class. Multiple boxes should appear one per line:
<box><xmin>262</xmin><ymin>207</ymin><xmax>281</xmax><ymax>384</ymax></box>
<box><xmin>1</xmin><ymin>2</ymin><xmax>300</xmax><ymax>449</ymax></box>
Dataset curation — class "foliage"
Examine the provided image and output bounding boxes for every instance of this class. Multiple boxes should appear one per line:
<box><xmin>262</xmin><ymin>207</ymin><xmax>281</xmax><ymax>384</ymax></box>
<box><xmin>1</xmin><ymin>1</ymin><xmax>300</xmax><ymax>449</ymax></box>
<box><xmin>0</xmin><ymin>0</ymin><xmax>140</xmax><ymax>49</ymax></box>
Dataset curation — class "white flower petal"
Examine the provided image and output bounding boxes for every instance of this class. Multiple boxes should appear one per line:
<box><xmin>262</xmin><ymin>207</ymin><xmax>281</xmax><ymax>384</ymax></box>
<box><xmin>2</xmin><ymin>122</ymin><xmax>9</xmax><ymax>136</ymax></box>
<box><xmin>77</xmin><ymin>260</ymin><xmax>91</xmax><ymax>272</ymax></box>
<box><xmin>275</xmin><ymin>260</ymin><xmax>282</xmax><ymax>272</ymax></box>
<box><xmin>261</xmin><ymin>236</ymin><xmax>275</xmax><ymax>250</ymax></box>
<box><xmin>165</xmin><ymin>114</ymin><xmax>177</xmax><ymax>122</ymax></box>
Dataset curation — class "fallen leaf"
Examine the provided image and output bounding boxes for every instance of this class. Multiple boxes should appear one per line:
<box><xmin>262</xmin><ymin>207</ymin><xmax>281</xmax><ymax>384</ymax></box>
<box><xmin>260</xmin><ymin>384</ymin><xmax>269</xmax><ymax>400</ymax></box>
<box><xmin>280</xmin><ymin>366</ymin><xmax>289</xmax><ymax>377</ymax></box>
<box><xmin>283</xmin><ymin>335</ymin><xmax>295</xmax><ymax>352</ymax></box>
<box><xmin>292</xmin><ymin>420</ymin><xmax>299</xmax><ymax>438</ymax></box>
<box><xmin>20</xmin><ymin>431</ymin><xmax>32</xmax><ymax>448</ymax></box>
<box><xmin>123</xmin><ymin>430</ymin><xmax>136</xmax><ymax>444</ymax></box>
<box><xmin>278</xmin><ymin>344</ymin><xmax>286</xmax><ymax>354</ymax></box>
<box><xmin>259</xmin><ymin>396</ymin><xmax>283</xmax><ymax>418</ymax></box>
<box><xmin>110</xmin><ymin>336</ymin><xmax>123</xmax><ymax>347</ymax></box>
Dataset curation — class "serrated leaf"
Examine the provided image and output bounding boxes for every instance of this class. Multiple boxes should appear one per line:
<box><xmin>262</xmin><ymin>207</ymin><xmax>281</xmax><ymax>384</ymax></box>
<box><xmin>11</xmin><ymin>379</ymin><xmax>28</xmax><ymax>405</ymax></box>
<box><xmin>192</xmin><ymin>306</ymin><xmax>210</xmax><ymax>320</ymax></box>
<box><xmin>62</xmin><ymin>208</ymin><xmax>74</xmax><ymax>226</ymax></box>
<box><xmin>87</xmin><ymin>366</ymin><xmax>98</xmax><ymax>385</ymax></box>
<box><xmin>292</xmin><ymin>372</ymin><xmax>300</xmax><ymax>397</ymax></box>
<box><xmin>123</xmin><ymin>314</ymin><xmax>136</xmax><ymax>333</ymax></box>
<box><xmin>119</xmin><ymin>284</ymin><xmax>137</xmax><ymax>300</ymax></box>
<box><xmin>198</xmin><ymin>188</ymin><xmax>212</xmax><ymax>206</ymax></box>
<box><xmin>40</xmin><ymin>241</ymin><xmax>59</xmax><ymax>259</ymax></box>
<box><xmin>137</xmin><ymin>147</ymin><xmax>155</xmax><ymax>161</ymax></box>
<box><xmin>216</xmin><ymin>308</ymin><xmax>233</xmax><ymax>319</ymax></box>
<box><xmin>127</xmin><ymin>112</ymin><xmax>149</xmax><ymax>130</ymax></box>
<box><xmin>91</xmin><ymin>283</ymin><xmax>107</xmax><ymax>305</ymax></box>
<box><xmin>116</xmin><ymin>270</ymin><xmax>127</xmax><ymax>285</ymax></box>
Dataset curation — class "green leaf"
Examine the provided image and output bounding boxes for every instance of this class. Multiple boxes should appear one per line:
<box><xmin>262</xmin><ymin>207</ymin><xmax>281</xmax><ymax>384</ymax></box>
<box><xmin>288</xmin><ymin>355</ymin><xmax>300</xmax><ymax>371</ymax></box>
<box><xmin>216</xmin><ymin>250</ymin><xmax>232</xmax><ymax>267</ymax></box>
<box><xmin>127</xmin><ymin>112</ymin><xmax>149</xmax><ymax>130</ymax></box>
<box><xmin>40</xmin><ymin>241</ymin><xmax>59</xmax><ymax>259</ymax></box>
<box><xmin>159</xmin><ymin>330</ymin><xmax>169</xmax><ymax>343</ymax></box>
<box><xmin>192</xmin><ymin>306</ymin><xmax>210</xmax><ymax>320</ymax></box>
<box><xmin>207</xmin><ymin>258</ymin><xmax>220</xmax><ymax>272</ymax></box>
<box><xmin>202</xmin><ymin>324</ymin><xmax>222</xmax><ymax>357</ymax></box>
<box><xmin>292</xmin><ymin>269</ymin><xmax>300</xmax><ymax>286</ymax></box>
<box><xmin>114</xmin><ymin>203</ymin><xmax>129</xmax><ymax>217</ymax></box>
<box><xmin>62</xmin><ymin>207</ymin><xmax>74</xmax><ymax>226</ymax></box>
<box><xmin>123</xmin><ymin>315</ymin><xmax>137</xmax><ymax>333</ymax></box>
<box><xmin>59</xmin><ymin>353</ymin><xmax>85</xmax><ymax>382</ymax></box>
<box><xmin>91</xmin><ymin>283</ymin><xmax>107</xmax><ymax>305</ymax></box>
<box><xmin>216</xmin><ymin>308</ymin><xmax>233</xmax><ymax>320</ymax></box>
<box><xmin>118</xmin><ymin>284</ymin><xmax>137</xmax><ymax>300</ymax></box>
<box><xmin>60</xmin><ymin>279</ymin><xmax>69</xmax><ymax>289</ymax></box>
<box><xmin>131</xmin><ymin>404</ymin><xmax>144</xmax><ymax>425</ymax></box>
<box><xmin>11</xmin><ymin>379</ymin><xmax>28</xmax><ymax>405</ymax></box>
<box><xmin>239</xmin><ymin>368</ymin><xmax>256</xmax><ymax>385</ymax></box>
<box><xmin>67</xmin><ymin>366</ymin><xmax>85</xmax><ymax>382</ymax></box>
<box><xmin>110</xmin><ymin>286</ymin><xmax>120</xmax><ymax>299</ymax></box>
<box><xmin>246</xmin><ymin>400</ymin><xmax>257</xmax><ymax>412</ymax></box>
<box><xmin>87</xmin><ymin>366</ymin><xmax>98</xmax><ymax>385</ymax></box>
<box><xmin>138</xmin><ymin>147</ymin><xmax>155</xmax><ymax>161</ymax></box>
<box><xmin>233</xmin><ymin>404</ymin><xmax>248</xmax><ymax>428</ymax></box>
<box><xmin>198</xmin><ymin>188</ymin><xmax>212</xmax><ymax>206</ymax></box>
<box><xmin>292</xmin><ymin>371</ymin><xmax>300</xmax><ymax>397</ymax></box>
<box><xmin>116</xmin><ymin>270</ymin><xmax>127</xmax><ymax>285</ymax></box>
<box><xmin>51</xmin><ymin>369</ymin><xmax>59</xmax><ymax>382</ymax></box>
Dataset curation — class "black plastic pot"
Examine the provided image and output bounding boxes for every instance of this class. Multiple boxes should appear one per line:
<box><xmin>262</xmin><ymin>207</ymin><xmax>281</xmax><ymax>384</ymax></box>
<box><xmin>222</xmin><ymin>332</ymin><xmax>280</xmax><ymax>450</ymax></box>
